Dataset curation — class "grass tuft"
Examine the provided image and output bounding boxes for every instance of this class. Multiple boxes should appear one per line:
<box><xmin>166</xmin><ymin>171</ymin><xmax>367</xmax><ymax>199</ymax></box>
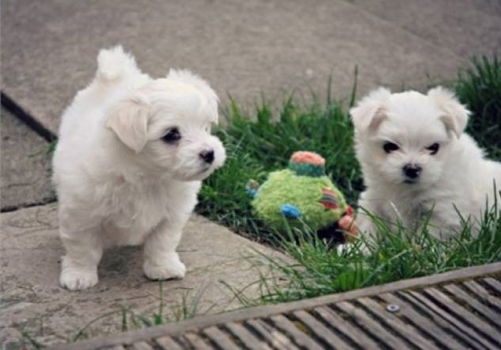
<box><xmin>246</xmin><ymin>200</ymin><xmax>501</xmax><ymax>304</ymax></box>
<box><xmin>455</xmin><ymin>55</ymin><xmax>501</xmax><ymax>159</ymax></box>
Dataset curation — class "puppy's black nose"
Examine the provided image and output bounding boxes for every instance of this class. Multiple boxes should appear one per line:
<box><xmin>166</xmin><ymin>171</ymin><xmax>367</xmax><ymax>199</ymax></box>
<box><xmin>199</xmin><ymin>149</ymin><xmax>215</xmax><ymax>164</ymax></box>
<box><xmin>403</xmin><ymin>164</ymin><xmax>422</xmax><ymax>179</ymax></box>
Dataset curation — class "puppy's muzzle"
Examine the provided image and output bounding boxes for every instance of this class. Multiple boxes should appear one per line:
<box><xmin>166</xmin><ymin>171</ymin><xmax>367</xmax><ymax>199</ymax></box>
<box><xmin>403</xmin><ymin>163</ymin><xmax>422</xmax><ymax>181</ymax></box>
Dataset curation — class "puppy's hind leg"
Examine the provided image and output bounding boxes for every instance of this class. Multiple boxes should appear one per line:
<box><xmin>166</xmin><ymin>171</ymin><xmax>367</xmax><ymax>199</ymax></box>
<box><xmin>143</xmin><ymin>219</ymin><xmax>186</xmax><ymax>281</ymax></box>
<box><xmin>59</xmin><ymin>228</ymin><xmax>103</xmax><ymax>291</ymax></box>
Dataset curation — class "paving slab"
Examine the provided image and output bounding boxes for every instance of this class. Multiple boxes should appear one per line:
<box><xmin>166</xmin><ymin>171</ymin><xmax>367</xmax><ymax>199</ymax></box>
<box><xmin>1</xmin><ymin>0</ymin><xmax>476</xmax><ymax>136</ymax></box>
<box><xmin>0</xmin><ymin>203</ymin><xmax>285</xmax><ymax>348</ymax></box>
<box><xmin>348</xmin><ymin>0</ymin><xmax>501</xmax><ymax>58</ymax></box>
<box><xmin>0</xmin><ymin>108</ymin><xmax>54</xmax><ymax>211</ymax></box>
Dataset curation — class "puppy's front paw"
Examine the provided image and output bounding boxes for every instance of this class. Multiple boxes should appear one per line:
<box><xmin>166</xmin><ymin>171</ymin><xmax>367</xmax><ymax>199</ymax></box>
<box><xmin>143</xmin><ymin>253</ymin><xmax>186</xmax><ymax>280</ymax></box>
<box><xmin>337</xmin><ymin>242</ymin><xmax>371</xmax><ymax>256</ymax></box>
<box><xmin>60</xmin><ymin>268</ymin><xmax>98</xmax><ymax>290</ymax></box>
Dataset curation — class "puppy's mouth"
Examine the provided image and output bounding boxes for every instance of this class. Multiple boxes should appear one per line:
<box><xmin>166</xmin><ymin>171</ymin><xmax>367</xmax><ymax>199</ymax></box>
<box><xmin>187</xmin><ymin>165</ymin><xmax>213</xmax><ymax>180</ymax></box>
<box><xmin>174</xmin><ymin>166</ymin><xmax>213</xmax><ymax>182</ymax></box>
<box><xmin>403</xmin><ymin>179</ymin><xmax>419</xmax><ymax>185</ymax></box>
<box><xmin>198</xmin><ymin>165</ymin><xmax>212</xmax><ymax>175</ymax></box>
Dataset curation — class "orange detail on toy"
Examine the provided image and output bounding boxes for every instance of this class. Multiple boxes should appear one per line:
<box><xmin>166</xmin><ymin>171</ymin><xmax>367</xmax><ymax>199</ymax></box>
<box><xmin>338</xmin><ymin>215</ymin><xmax>359</xmax><ymax>241</ymax></box>
<box><xmin>346</xmin><ymin>206</ymin><xmax>353</xmax><ymax>216</ymax></box>
<box><xmin>291</xmin><ymin>151</ymin><xmax>325</xmax><ymax>166</ymax></box>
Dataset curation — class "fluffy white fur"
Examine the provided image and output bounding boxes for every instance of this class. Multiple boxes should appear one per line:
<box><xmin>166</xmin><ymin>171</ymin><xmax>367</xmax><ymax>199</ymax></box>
<box><xmin>53</xmin><ymin>46</ymin><xmax>226</xmax><ymax>290</ymax></box>
<box><xmin>350</xmin><ymin>87</ymin><xmax>501</xmax><ymax>241</ymax></box>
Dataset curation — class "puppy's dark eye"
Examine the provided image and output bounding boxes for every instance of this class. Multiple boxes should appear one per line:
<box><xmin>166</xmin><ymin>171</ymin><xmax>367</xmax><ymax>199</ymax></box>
<box><xmin>162</xmin><ymin>127</ymin><xmax>181</xmax><ymax>144</ymax></box>
<box><xmin>426</xmin><ymin>143</ymin><xmax>440</xmax><ymax>155</ymax></box>
<box><xmin>383</xmin><ymin>142</ymin><xmax>399</xmax><ymax>153</ymax></box>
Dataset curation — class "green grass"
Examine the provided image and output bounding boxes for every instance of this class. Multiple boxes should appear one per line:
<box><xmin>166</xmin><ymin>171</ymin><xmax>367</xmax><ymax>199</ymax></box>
<box><xmin>455</xmin><ymin>55</ymin><xmax>501</xmax><ymax>159</ymax></box>
<box><xmin>197</xmin><ymin>55</ymin><xmax>501</xmax><ymax>303</ymax></box>
<box><xmin>244</xmin><ymin>199</ymin><xmax>501</xmax><ymax>304</ymax></box>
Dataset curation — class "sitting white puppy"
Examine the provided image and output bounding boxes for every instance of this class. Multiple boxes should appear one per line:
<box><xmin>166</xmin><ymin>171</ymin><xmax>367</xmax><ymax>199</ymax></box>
<box><xmin>350</xmin><ymin>87</ymin><xmax>501</xmax><ymax>241</ymax></box>
<box><xmin>53</xmin><ymin>46</ymin><xmax>226</xmax><ymax>290</ymax></box>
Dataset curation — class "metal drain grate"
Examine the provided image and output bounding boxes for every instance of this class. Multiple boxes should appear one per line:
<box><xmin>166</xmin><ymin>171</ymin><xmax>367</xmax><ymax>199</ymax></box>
<box><xmin>59</xmin><ymin>263</ymin><xmax>501</xmax><ymax>350</ymax></box>
<box><xmin>128</xmin><ymin>278</ymin><xmax>500</xmax><ymax>349</ymax></box>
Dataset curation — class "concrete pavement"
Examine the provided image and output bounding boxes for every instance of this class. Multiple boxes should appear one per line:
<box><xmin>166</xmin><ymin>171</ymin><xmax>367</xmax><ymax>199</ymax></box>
<box><xmin>0</xmin><ymin>108</ymin><xmax>54</xmax><ymax>211</ymax></box>
<box><xmin>0</xmin><ymin>204</ymin><xmax>285</xmax><ymax>347</ymax></box>
<box><xmin>3</xmin><ymin>0</ymin><xmax>500</xmax><ymax>136</ymax></box>
<box><xmin>350</xmin><ymin>0</ymin><xmax>501</xmax><ymax>58</ymax></box>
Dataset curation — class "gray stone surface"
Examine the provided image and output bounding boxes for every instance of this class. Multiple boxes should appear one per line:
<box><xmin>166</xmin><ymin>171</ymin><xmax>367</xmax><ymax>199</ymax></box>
<box><xmin>348</xmin><ymin>0</ymin><xmax>501</xmax><ymax>58</ymax></box>
<box><xmin>4</xmin><ymin>0</ymin><xmax>494</xmax><ymax>135</ymax></box>
<box><xmin>0</xmin><ymin>204</ymin><xmax>285</xmax><ymax>348</ymax></box>
<box><xmin>0</xmin><ymin>108</ymin><xmax>54</xmax><ymax>210</ymax></box>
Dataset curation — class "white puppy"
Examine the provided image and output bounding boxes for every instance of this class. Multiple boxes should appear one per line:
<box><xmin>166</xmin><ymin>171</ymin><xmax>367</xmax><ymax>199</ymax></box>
<box><xmin>350</xmin><ymin>87</ymin><xmax>501</xmax><ymax>241</ymax></box>
<box><xmin>52</xmin><ymin>46</ymin><xmax>226</xmax><ymax>290</ymax></box>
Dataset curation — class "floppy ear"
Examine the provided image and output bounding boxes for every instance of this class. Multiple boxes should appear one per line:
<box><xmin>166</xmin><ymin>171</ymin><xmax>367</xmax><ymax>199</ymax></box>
<box><xmin>349</xmin><ymin>87</ymin><xmax>391</xmax><ymax>133</ymax></box>
<box><xmin>106</xmin><ymin>93</ymin><xmax>149</xmax><ymax>153</ymax></box>
<box><xmin>427</xmin><ymin>87</ymin><xmax>470</xmax><ymax>138</ymax></box>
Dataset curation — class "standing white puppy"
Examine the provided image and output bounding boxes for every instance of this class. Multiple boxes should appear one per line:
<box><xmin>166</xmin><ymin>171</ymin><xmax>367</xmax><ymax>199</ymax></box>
<box><xmin>350</xmin><ymin>87</ymin><xmax>501</xmax><ymax>241</ymax></box>
<box><xmin>53</xmin><ymin>46</ymin><xmax>226</xmax><ymax>290</ymax></box>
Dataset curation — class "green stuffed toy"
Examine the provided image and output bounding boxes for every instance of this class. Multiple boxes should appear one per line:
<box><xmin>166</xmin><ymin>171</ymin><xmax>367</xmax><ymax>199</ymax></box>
<box><xmin>247</xmin><ymin>151</ymin><xmax>358</xmax><ymax>243</ymax></box>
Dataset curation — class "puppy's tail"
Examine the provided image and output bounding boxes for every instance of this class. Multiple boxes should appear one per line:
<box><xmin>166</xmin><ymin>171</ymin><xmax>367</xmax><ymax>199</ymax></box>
<box><xmin>96</xmin><ymin>45</ymin><xmax>140</xmax><ymax>82</ymax></box>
